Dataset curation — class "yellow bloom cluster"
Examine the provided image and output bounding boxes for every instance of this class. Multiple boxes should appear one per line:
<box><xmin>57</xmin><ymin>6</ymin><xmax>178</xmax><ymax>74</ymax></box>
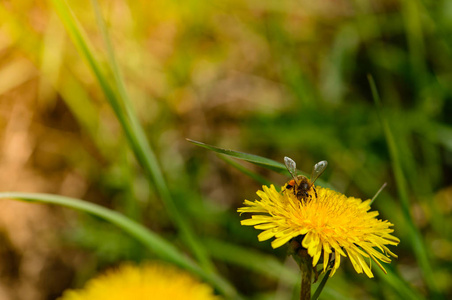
<box><xmin>59</xmin><ymin>262</ymin><xmax>220</xmax><ymax>300</ymax></box>
<box><xmin>238</xmin><ymin>185</ymin><xmax>400</xmax><ymax>277</ymax></box>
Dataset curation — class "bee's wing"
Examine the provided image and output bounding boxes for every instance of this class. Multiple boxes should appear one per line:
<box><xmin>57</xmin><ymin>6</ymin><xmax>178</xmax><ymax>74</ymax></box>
<box><xmin>284</xmin><ymin>156</ymin><xmax>298</xmax><ymax>180</ymax></box>
<box><xmin>310</xmin><ymin>160</ymin><xmax>328</xmax><ymax>184</ymax></box>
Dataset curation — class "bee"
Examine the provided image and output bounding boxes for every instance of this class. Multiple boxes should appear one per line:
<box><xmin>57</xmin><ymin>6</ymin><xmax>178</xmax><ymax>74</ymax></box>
<box><xmin>283</xmin><ymin>156</ymin><xmax>328</xmax><ymax>201</ymax></box>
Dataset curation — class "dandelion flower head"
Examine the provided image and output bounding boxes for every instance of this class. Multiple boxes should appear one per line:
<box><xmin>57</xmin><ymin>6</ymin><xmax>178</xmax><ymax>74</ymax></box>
<box><xmin>238</xmin><ymin>184</ymin><xmax>400</xmax><ymax>277</ymax></box>
<box><xmin>59</xmin><ymin>262</ymin><xmax>220</xmax><ymax>300</ymax></box>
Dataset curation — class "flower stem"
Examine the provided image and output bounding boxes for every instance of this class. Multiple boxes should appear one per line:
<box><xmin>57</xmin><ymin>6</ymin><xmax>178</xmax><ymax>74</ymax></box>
<box><xmin>289</xmin><ymin>240</ymin><xmax>313</xmax><ymax>300</ymax></box>
<box><xmin>299</xmin><ymin>249</ymin><xmax>313</xmax><ymax>300</ymax></box>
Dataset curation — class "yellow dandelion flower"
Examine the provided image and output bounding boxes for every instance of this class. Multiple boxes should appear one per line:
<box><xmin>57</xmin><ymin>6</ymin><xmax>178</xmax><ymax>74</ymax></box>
<box><xmin>238</xmin><ymin>184</ymin><xmax>400</xmax><ymax>278</ymax></box>
<box><xmin>59</xmin><ymin>262</ymin><xmax>221</xmax><ymax>300</ymax></box>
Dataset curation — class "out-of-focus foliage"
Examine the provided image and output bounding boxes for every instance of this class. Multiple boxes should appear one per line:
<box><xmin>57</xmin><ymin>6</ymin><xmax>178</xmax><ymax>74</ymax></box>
<box><xmin>0</xmin><ymin>0</ymin><xmax>451</xmax><ymax>299</ymax></box>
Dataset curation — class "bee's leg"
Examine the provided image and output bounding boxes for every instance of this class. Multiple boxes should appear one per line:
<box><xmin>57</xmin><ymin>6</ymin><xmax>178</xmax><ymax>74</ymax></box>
<box><xmin>313</xmin><ymin>186</ymin><xmax>318</xmax><ymax>199</ymax></box>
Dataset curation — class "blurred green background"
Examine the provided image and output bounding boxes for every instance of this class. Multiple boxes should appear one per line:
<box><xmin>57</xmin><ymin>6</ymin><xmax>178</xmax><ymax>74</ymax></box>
<box><xmin>0</xmin><ymin>0</ymin><xmax>451</xmax><ymax>299</ymax></box>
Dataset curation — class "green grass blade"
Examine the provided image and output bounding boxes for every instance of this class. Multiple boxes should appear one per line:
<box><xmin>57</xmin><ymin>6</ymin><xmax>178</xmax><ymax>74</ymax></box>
<box><xmin>218</xmin><ymin>155</ymin><xmax>272</xmax><ymax>186</ymax></box>
<box><xmin>370</xmin><ymin>182</ymin><xmax>387</xmax><ymax>205</ymax></box>
<box><xmin>187</xmin><ymin>139</ymin><xmax>287</xmax><ymax>173</ymax></box>
<box><xmin>51</xmin><ymin>0</ymin><xmax>215</xmax><ymax>273</ymax></box>
<box><xmin>50</xmin><ymin>0</ymin><xmax>124</xmax><ymax>118</ymax></box>
<box><xmin>0</xmin><ymin>192</ymin><xmax>237</xmax><ymax>298</ymax></box>
<box><xmin>368</xmin><ymin>74</ymin><xmax>439</xmax><ymax>297</ymax></box>
<box><xmin>312</xmin><ymin>269</ymin><xmax>332</xmax><ymax>300</ymax></box>
<box><xmin>203</xmin><ymin>238</ymin><xmax>298</xmax><ymax>285</ymax></box>
<box><xmin>188</xmin><ymin>139</ymin><xmax>333</xmax><ymax>188</ymax></box>
<box><xmin>376</xmin><ymin>268</ymin><xmax>425</xmax><ymax>300</ymax></box>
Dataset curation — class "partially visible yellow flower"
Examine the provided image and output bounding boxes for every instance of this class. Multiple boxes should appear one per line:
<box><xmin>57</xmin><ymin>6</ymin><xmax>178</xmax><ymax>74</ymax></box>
<box><xmin>59</xmin><ymin>262</ymin><xmax>220</xmax><ymax>300</ymax></box>
<box><xmin>238</xmin><ymin>184</ymin><xmax>400</xmax><ymax>278</ymax></box>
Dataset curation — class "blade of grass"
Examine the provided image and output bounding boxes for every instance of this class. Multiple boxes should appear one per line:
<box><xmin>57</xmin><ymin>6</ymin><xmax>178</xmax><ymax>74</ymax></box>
<box><xmin>187</xmin><ymin>139</ymin><xmax>333</xmax><ymax>189</ymax></box>
<box><xmin>50</xmin><ymin>0</ymin><xmax>123</xmax><ymax>118</ymax></box>
<box><xmin>0</xmin><ymin>193</ymin><xmax>237</xmax><ymax>298</ymax></box>
<box><xmin>368</xmin><ymin>74</ymin><xmax>440</xmax><ymax>297</ymax></box>
<box><xmin>401</xmin><ymin>0</ymin><xmax>427</xmax><ymax>86</ymax></box>
<box><xmin>370</xmin><ymin>182</ymin><xmax>387</xmax><ymax>205</ymax></box>
<box><xmin>38</xmin><ymin>12</ymin><xmax>65</xmax><ymax>103</ymax></box>
<box><xmin>0</xmin><ymin>7</ymin><xmax>112</xmax><ymax>159</ymax></box>
<box><xmin>89</xmin><ymin>0</ymin><xmax>216</xmax><ymax>273</ymax></box>
<box><xmin>376</xmin><ymin>267</ymin><xmax>425</xmax><ymax>300</ymax></box>
<box><xmin>50</xmin><ymin>0</ymin><xmax>214</xmax><ymax>273</ymax></box>
<box><xmin>187</xmin><ymin>139</ymin><xmax>287</xmax><ymax>173</ymax></box>
<box><xmin>203</xmin><ymin>237</ymin><xmax>298</xmax><ymax>285</ymax></box>
<box><xmin>218</xmin><ymin>155</ymin><xmax>272</xmax><ymax>186</ymax></box>
<box><xmin>312</xmin><ymin>269</ymin><xmax>332</xmax><ymax>300</ymax></box>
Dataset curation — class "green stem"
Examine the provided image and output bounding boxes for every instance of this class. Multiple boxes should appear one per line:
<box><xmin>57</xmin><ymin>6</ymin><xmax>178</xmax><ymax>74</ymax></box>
<box><xmin>289</xmin><ymin>241</ymin><xmax>313</xmax><ymax>300</ymax></box>
<box><xmin>299</xmin><ymin>251</ymin><xmax>313</xmax><ymax>300</ymax></box>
